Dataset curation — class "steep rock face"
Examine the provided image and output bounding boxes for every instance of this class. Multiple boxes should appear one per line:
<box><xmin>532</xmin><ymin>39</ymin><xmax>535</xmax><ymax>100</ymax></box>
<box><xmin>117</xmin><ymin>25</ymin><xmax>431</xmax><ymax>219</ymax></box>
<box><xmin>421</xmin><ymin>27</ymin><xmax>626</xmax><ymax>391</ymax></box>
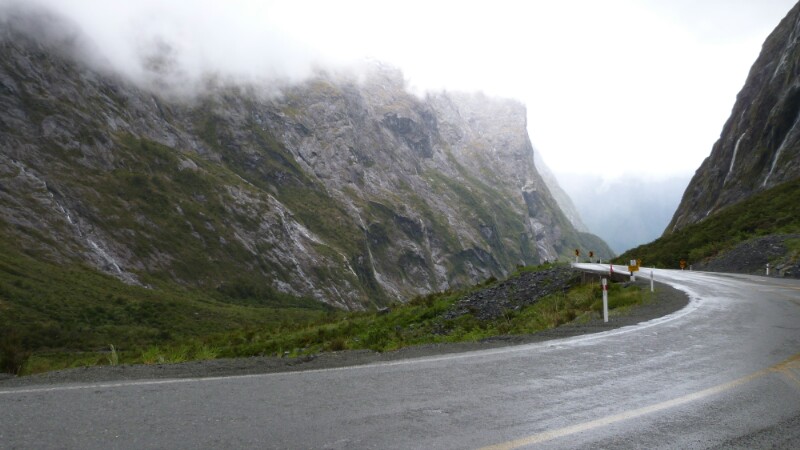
<box><xmin>667</xmin><ymin>3</ymin><xmax>800</xmax><ymax>233</ymax></box>
<box><xmin>532</xmin><ymin>151</ymin><xmax>590</xmax><ymax>233</ymax></box>
<box><xmin>0</xmin><ymin>14</ymin><xmax>610</xmax><ymax>309</ymax></box>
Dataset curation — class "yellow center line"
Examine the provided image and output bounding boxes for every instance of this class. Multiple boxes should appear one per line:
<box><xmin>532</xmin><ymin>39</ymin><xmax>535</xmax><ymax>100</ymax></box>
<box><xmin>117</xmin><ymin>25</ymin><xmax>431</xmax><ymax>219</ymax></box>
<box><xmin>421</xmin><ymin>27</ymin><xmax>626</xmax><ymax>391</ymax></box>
<box><xmin>761</xmin><ymin>283</ymin><xmax>800</xmax><ymax>292</ymax></box>
<box><xmin>776</xmin><ymin>368</ymin><xmax>800</xmax><ymax>388</ymax></box>
<box><xmin>771</xmin><ymin>356</ymin><xmax>800</xmax><ymax>388</ymax></box>
<box><xmin>479</xmin><ymin>352</ymin><xmax>800</xmax><ymax>450</ymax></box>
<box><xmin>754</xmin><ymin>283</ymin><xmax>800</xmax><ymax>306</ymax></box>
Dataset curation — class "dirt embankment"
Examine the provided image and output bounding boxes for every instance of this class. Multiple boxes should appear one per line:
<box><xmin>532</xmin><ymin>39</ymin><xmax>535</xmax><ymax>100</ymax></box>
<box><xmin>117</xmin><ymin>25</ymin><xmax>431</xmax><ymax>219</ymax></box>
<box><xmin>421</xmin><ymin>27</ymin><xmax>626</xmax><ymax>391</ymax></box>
<box><xmin>0</xmin><ymin>277</ymin><xmax>689</xmax><ymax>388</ymax></box>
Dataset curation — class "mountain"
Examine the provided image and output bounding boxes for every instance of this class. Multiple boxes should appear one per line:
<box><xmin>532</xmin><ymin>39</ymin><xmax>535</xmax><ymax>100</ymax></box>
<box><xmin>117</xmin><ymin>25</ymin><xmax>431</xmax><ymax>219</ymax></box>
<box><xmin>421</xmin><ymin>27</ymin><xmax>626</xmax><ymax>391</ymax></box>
<box><xmin>557</xmin><ymin>173</ymin><xmax>691</xmax><ymax>254</ymax></box>
<box><xmin>532</xmin><ymin>152</ymin><xmax>590</xmax><ymax>234</ymax></box>
<box><xmin>618</xmin><ymin>4</ymin><xmax>800</xmax><ymax>276</ymax></box>
<box><xmin>666</xmin><ymin>2</ymin><xmax>800</xmax><ymax>234</ymax></box>
<box><xmin>0</xmin><ymin>9</ymin><xmax>611</xmax><ymax>312</ymax></box>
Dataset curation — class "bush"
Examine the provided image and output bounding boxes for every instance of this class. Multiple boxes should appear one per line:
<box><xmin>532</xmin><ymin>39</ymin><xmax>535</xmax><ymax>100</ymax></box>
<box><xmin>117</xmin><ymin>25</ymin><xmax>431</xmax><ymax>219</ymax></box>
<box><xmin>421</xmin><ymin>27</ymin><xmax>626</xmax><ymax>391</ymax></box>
<box><xmin>324</xmin><ymin>337</ymin><xmax>347</xmax><ymax>352</ymax></box>
<box><xmin>0</xmin><ymin>330</ymin><xmax>31</xmax><ymax>375</ymax></box>
<box><xmin>363</xmin><ymin>328</ymin><xmax>389</xmax><ymax>350</ymax></box>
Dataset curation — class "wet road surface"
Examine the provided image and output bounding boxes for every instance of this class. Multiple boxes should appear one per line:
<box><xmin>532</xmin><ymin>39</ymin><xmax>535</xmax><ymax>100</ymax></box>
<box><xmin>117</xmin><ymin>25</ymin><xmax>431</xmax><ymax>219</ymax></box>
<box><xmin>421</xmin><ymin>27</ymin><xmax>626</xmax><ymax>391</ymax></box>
<box><xmin>1</xmin><ymin>268</ymin><xmax>799</xmax><ymax>449</ymax></box>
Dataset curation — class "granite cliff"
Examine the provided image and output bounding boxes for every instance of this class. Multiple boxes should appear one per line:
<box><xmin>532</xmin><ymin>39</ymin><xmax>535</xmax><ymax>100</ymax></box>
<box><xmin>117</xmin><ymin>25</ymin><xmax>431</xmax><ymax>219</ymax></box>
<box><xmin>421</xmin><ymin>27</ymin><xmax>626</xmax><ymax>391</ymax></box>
<box><xmin>0</xmin><ymin>10</ymin><xmax>610</xmax><ymax>310</ymax></box>
<box><xmin>667</xmin><ymin>2</ymin><xmax>800</xmax><ymax>233</ymax></box>
<box><xmin>618</xmin><ymin>4</ymin><xmax>800</xmax><ymax>277</ymax></box>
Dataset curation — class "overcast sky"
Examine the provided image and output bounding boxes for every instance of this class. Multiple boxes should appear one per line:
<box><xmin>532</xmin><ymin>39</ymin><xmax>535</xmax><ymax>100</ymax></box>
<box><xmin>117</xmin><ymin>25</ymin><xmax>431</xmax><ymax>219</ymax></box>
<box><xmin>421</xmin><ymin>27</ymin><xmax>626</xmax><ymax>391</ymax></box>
<box><xmin>9</xmin><ymin>0</ymin><xmax>798</xmax><ymax>181</ymax></box>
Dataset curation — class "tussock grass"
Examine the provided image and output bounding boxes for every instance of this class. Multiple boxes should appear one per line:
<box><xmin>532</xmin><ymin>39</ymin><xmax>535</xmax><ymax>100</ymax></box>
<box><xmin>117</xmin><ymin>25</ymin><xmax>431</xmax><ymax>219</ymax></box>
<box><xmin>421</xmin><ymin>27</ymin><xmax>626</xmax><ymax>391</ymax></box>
<box><xmin>0</xmin><ymin>229</ymin><xmax>329</xmax><ymax>376</ymax></box>
<box><xmin>107</xmin><ymin>345</ymin><xmax>119</xmax><ymax>366</ymax></box>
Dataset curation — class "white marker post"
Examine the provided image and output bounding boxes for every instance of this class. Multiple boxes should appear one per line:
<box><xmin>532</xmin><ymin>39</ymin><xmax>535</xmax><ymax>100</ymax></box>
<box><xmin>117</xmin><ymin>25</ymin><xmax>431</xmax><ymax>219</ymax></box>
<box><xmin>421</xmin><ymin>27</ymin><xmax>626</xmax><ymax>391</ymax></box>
<box><xmin>650</xmin><ymin>270</ymin><xmax>654</xmax><ymax>292</ymax></box>
<box><xmin>766</xmin><ymin>263</ymin><xmax>770</xmax><ymax>276</ymax></box>
<box><xmin>601</xmin><ymin>278</ymin><xmax>608</xmax><ymax>323</ymax></box>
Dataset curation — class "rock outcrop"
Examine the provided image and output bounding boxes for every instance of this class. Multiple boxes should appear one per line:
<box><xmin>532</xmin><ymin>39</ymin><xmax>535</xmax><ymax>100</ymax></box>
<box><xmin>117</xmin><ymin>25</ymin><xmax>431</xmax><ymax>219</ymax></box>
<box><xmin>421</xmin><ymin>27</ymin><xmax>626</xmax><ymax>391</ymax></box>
<box><xmin>666</xmin><ymin>2</ymin><xmax>800</xmax><ymax>233</ymax></box>
<box><xmin>0</xmin><ymin>10</ymin><xmax>611</xmax><ymax>309</ymax></box>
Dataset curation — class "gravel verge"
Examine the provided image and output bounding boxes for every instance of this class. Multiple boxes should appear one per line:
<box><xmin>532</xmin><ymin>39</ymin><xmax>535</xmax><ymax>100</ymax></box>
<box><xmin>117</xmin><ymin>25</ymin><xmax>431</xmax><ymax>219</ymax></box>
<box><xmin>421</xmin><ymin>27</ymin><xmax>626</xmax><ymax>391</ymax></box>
<box><xmin>0</xmin><ymin>279</ymin><xmax>688</xmax><ymax>388</ymax></box>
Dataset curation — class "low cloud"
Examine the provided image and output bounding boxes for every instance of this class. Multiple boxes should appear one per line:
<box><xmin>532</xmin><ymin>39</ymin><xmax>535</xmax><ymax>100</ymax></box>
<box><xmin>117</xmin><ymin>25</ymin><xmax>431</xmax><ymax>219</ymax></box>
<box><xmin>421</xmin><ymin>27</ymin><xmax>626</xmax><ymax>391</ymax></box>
<box><xmin>1</xmin><ymin>0</ymin><xmax>795</xmax><ymax>179</ymax></box>
<box><xmin>0</xmin><ymin>0</ymin><xmax>341</xmax><ymax>95</ymax></box>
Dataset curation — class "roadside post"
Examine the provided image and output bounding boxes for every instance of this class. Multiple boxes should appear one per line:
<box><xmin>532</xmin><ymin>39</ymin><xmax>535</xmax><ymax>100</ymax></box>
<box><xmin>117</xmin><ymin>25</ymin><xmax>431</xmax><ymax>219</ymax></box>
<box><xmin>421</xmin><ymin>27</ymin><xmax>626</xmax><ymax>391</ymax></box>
<box><xmin>575</xmin><ymin>249</ymin><xmax>580</xmax><ymax>264</ymax></box>
<box><xmin>602</xmin><ymin>278</ymin><xmax>608</xmax><ymax>323</ymax></box>
<box><xmin>628</xmin><ymin>259</ymin><xmax>639</xmax><ymax>282</ymax></box>
<box><xmin>766</xmin><ymin>263</ymin><xmax>770</xmax><ymax>276</ymax></box>
<box><xmin>650</xmin><ymin>270</ymin><xmax>654</xmax><ymax>292</ymax></box>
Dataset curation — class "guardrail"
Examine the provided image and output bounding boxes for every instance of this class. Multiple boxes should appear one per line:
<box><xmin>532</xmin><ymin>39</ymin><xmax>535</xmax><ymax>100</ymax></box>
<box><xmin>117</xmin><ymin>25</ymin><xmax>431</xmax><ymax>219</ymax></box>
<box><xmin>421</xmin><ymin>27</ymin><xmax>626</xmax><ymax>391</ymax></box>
<box><xmin>571</xmin><ymin>263</ymin><xmax>632</xmax><ymax>283</ymax></box>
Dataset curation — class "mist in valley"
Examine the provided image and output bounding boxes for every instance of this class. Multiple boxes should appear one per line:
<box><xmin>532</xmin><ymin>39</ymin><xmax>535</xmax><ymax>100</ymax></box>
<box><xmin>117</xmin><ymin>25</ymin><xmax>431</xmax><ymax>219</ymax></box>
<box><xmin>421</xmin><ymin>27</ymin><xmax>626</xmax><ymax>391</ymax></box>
<box><xmin>556</xmin><ymin>173</ymin><xmax>693</xmax><ymax>254</ymax></box>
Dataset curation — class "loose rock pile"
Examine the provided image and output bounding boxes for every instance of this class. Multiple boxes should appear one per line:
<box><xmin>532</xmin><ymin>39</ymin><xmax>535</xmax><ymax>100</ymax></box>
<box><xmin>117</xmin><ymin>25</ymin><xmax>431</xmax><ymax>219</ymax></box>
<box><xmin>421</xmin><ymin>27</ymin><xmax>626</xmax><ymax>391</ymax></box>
<box><xmin>443</xmin><ymin>267</ymin><xmax>581</xmax><ymax>321</ymax></box>
<box><xmin>695</xmin><ymin>234</ymin><xmax>800</xmax><ymax>278</ymax></box>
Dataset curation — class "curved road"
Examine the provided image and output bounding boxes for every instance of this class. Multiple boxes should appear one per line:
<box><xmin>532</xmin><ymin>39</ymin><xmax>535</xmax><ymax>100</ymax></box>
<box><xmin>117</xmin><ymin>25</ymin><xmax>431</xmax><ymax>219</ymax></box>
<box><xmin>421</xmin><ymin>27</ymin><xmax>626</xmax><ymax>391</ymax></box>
<box><xmin>1</xmin><ymin>267</ymin><xmax>799</xmax><ymax>449</ymax></box>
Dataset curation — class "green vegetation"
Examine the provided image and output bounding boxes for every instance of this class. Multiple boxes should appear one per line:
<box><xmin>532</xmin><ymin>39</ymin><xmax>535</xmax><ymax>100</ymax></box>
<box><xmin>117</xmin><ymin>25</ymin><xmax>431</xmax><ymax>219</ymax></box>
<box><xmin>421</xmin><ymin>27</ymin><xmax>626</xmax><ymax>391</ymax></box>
<box><xmin>1</xmin><ymin>262</ymin><xmax>649</xmax><ymax>376</ymax></box>
<box><xmin>0</xmin><ymin>230</ymin><xmax>331</xmax><ymax>376</ymax></box>
<box><xmin>616</xmin><ymin>177</ymin><xmax>800</xmax><ymax>267</ymax></box>
<box><xmin>786</xmin><ymin>237</ymin><xmax>800</xmax><ymax>256</ymax></box>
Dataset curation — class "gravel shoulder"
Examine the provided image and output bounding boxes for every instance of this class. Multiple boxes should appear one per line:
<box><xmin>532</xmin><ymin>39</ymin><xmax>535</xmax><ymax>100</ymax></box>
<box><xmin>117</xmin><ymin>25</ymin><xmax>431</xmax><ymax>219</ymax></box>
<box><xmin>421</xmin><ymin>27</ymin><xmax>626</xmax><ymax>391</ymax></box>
<box><xmin>0</xmin><ymin>280</ymin><xmax>688</xmax><ymax>388</ymax></box>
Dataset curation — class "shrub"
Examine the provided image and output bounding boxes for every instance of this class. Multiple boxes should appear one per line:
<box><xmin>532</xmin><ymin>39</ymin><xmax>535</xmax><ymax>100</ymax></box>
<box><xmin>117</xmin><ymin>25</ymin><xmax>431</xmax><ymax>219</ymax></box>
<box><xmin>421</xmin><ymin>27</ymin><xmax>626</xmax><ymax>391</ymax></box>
<box><xmin>324</xmin><ymin>337</ymin><xmax>347</xmax><ymax>352</ymax></box>
<box><xmin>0</xmin><ymin>330</ymin><xmax>31</xmax><ymax>375</ymax></box>
<box><xmin>141</xmin><ymin>346</ymin><xmax>166</xmax><ymax>364</ymax></box>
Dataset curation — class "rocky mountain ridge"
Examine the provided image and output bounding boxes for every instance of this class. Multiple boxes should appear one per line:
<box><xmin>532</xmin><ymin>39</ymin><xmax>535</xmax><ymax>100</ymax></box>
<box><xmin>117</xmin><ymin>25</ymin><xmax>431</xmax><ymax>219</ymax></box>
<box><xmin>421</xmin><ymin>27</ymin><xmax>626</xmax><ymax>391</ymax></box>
<box><xmin>667</xmin><ymin>2</ymin><xmax>800</xmax><ymax>233</ymax></box>
<box><xmin>0</xmin><ymin>11</ymin><xmax>610</xmax><ymax>310</ymax></box>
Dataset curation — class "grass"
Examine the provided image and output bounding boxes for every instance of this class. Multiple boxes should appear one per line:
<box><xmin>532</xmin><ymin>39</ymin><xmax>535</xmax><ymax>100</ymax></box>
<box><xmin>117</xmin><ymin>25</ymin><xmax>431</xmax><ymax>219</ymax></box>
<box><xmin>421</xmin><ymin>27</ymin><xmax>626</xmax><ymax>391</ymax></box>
<box><xmin>785</xmin><ymin>238</ymin><xmax>800</xmax><ymax>260</ymax></box>
<box><xmin>616</xmin><ymin>177</ymin><xmax>800</xmax><ymax>268</ymax></box>
<box><xmin>107</xmin><ymin>344</ymin><xmax>119</xmax><ymax>366</ymax></box>
<box><xmin>0</xmin><ymin>228</ymin><xmax>331</xmax><ymax>376</ymax></box>
<box><xmin>4</xmin><ymin>264</ymin><xmax>649</xmax><ymax>375</ymax></box>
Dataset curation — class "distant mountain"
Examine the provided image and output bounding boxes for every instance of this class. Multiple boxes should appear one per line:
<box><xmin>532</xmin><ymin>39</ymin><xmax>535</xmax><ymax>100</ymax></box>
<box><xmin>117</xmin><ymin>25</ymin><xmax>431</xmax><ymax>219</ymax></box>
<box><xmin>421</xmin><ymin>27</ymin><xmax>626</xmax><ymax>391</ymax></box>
<box><xmin>533</xmin><ymin>151</ymin><xmax>590</xmax><ymax>234</ymax></box>
<box><xmin>556</xmin><ymin>174</ymin><xmax>690</xmax><ymax>254</ymax></box>
<box><xmin>0</xmin><ymin>8</ymin><xmax>612</xmax><ymax>313</ymax></box>
<box><xmin>667</xmin><ymin>1</ymin><xmax>800</xmax><ymax>234</ymax></box>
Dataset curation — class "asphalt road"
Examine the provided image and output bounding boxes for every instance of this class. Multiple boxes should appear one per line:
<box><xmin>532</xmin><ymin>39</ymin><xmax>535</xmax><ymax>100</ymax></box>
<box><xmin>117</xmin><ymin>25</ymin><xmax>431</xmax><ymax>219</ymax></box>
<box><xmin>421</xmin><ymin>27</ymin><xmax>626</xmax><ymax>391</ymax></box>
<box><xmin>1</xmin><ymin>268</ymin><xmax>799</xmax><ymax>449</ymax></box>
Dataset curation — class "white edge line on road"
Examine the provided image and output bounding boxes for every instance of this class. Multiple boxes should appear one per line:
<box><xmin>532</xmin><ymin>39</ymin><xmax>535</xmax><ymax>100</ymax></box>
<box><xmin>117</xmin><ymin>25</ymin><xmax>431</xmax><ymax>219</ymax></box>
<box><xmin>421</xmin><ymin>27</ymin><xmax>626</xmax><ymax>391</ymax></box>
<box><xmin>0</xmin><ymin>278</ymin><xmax>704</xmax><ymax>396</ymax></box>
